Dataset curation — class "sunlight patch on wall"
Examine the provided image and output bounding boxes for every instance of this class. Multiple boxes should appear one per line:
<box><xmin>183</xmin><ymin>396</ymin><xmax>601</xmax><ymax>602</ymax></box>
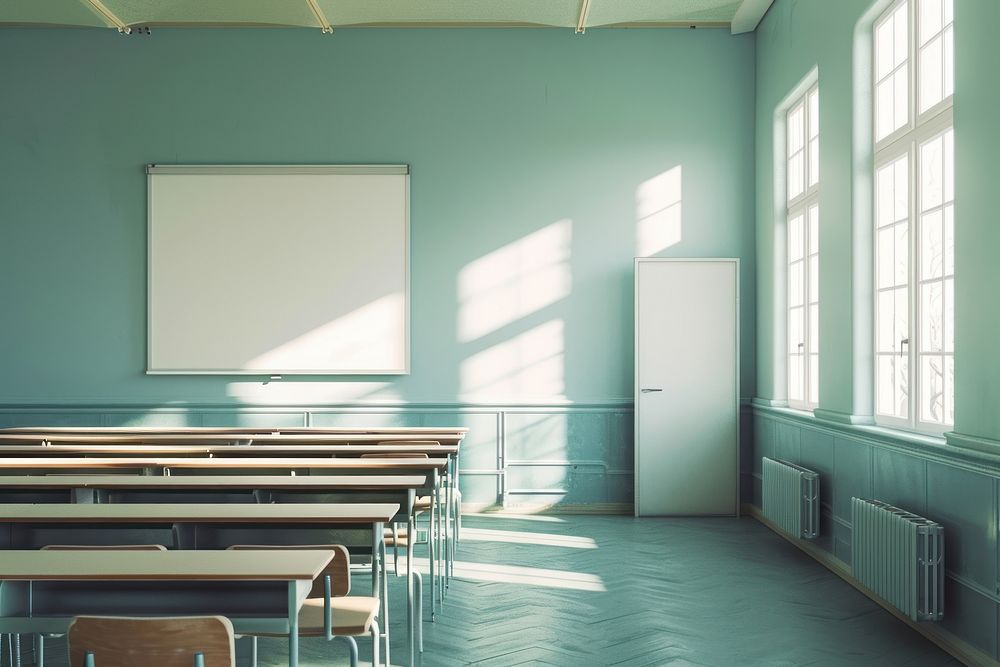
<box><xmin>457</xmin><ymin>220</ymin><xmax>572</xmax><ymax>343</ymax></box>
<box><xmin>459</xmin><ymin>319</ymin><xmax>565</xmax><ymax>401</ymax></box>
<box><xmin>636</xmin><ymin>166</ymin><xmax>683</xmax><ymax>256</ymax></box>
<box><xmin>244</xmin><ymin>293</ymin><xmax>405</xmax><ymax>372</ymax></box>
<box><xmin>226</xmin><ymin>381</ymin><xmax>400</xmax><ymax>405</ymax></box>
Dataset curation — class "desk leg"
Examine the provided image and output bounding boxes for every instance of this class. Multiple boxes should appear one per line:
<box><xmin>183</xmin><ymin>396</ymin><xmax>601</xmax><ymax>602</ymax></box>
<box><xmin>429</xmin><ymin>472</ymin><xmax>437</xmax><ymax>622</ymax></box>
<box><xmin>372</xmin><ymin>521</ymin><xmax>387</xmax><ymax>667</ymax></box>
<box><xmin>287</xmin><ymin>581</ymin><xmax>299</xmax><ymax>667</ymax></box>
<box><xmin>381</xmin><ymin>532</ymin><xmax>390</xmax><ymax>667</ymax></box>
<box><xmin>407</xmin><ymin>496</ymin><xmax>415</xmax><ymax>667</ymax></box>
<box><xmin>445</xmin><ymin>461</ymin><xmax>452</xmax><ymax>594</ymax></box>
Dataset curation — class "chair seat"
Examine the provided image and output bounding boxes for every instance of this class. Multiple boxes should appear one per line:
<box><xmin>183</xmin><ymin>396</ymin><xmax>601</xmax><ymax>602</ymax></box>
<box><xmin>250</xmin><ymin>596</ymin><xmax>379</xmax><ymax>638</ymax></box>
<box><xmin>414</xmin><ymin>496</ymin><xmax>432</xmax><ymax>511</ymax></box>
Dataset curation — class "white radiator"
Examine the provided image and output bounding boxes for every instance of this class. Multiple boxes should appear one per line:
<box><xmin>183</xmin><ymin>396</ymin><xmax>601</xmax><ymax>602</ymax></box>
<box><xmin>851</xmin><ymin>497</ymin><xmax>944</xmax><ymax>621</ymax></box>
<box><xmin>762</xmin><ymin>457</ymin><xmax>820</xmax><ymax>539</ymax></box>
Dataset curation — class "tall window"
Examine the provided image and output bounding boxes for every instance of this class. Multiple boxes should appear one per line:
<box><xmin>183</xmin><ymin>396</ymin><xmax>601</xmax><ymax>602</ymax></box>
<box><xmin>874</xmin><ymin>0</ymin><xmax>953</xmax><ymax>432</ymax></box>
<box><xmin>787</xmin><ymin>84</ymin><xmax>820</xmax><ymax>409</ymax></box>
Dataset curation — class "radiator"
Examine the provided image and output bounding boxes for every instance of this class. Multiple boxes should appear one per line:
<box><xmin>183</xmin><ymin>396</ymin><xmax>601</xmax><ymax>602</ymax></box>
<box><xmin>762</xmin><ymin>457</ymin><xmax>820</xmax><ymax>539</ymax></box>
<box><xmin>851</xmin><ymin>497</ymin><xmax>944</xmax><ymax>621</ymax></box>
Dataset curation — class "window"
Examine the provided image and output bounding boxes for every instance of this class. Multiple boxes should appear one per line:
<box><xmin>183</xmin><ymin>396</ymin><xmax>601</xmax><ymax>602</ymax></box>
<box><xmin>787</xmin><ymin>84</ymin><xmax>820</xmax><ymax>410</ymax></box>
<box><xmin>873</xmin><ymin>0</ymin><xmax>953</xmax><ymax>433</ymax></box>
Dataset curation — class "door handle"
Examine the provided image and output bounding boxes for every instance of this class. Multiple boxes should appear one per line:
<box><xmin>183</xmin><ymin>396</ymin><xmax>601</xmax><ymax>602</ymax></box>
<box><xmin>640</xmin><ymin>388</ymin><xmax>663</xmax><ymax>393</ymax></box>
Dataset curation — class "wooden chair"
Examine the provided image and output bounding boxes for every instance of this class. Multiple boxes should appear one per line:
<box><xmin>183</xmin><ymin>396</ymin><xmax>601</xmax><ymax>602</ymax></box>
<box><xmin>226</xmin><ymin>545</ymin><xmax>381</xmax><ymax>667</ymax></box>
<box><xmin>36</xmin><ymin>545</ymin><xmax>167</xmax><ymax>666</ymax></box>
<box><xmin>362</xmin><ymin>452</ymin><xmax>432</xmax><ymax>575</ymax></box>
<box><xmin>68</xmin><ymin>615</ymin><xmax>235</xmax><ymax>667</ymax></box>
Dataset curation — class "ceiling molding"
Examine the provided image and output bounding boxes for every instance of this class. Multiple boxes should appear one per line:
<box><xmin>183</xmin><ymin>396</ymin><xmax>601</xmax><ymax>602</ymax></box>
<box><xmin>80</xmin><ymin>0</ymin><xmax>129</xmax><ymax>32</ymax></box>
<box><xmin>576</xmin><ymin>0</ymin><xmax>592</xmax><ymax>34</ymax></box>
<box><xmin>731</xmin><ymin>0</ymin><xmax>775</xmax><ymax>34</ymax></box>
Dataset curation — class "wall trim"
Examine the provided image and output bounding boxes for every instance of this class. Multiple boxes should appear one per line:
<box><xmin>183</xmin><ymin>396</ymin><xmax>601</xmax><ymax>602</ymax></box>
<box><xmin>751</xmin><ymin>397</ymin><xmax>788</xmax><ymax>408</ymax></box>
<box><xmin>753</xmin><ymin>403</ymin><xmax>1000</xmax><ymax>478</ymax></box>
<box><xmin>946</xmin><ymin>431</ymin><xmax>1000</xmax><ymax>456</ymax></box>
<box><xmin>813</xmin><ymin>408</ymin><xmax>875</xmax><ymax>426</ymax></box>
<box><xmin>744</xmin><ymin>504</ymin><xmax>996</xmax><ymax>667</ymax></box>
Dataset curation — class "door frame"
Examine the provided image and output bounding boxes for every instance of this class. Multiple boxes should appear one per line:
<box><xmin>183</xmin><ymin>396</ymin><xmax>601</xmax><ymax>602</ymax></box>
<box><xmin>633</xmin><ymin>257</ymin><xmax>741</xmax><ymax>517</ymax></box>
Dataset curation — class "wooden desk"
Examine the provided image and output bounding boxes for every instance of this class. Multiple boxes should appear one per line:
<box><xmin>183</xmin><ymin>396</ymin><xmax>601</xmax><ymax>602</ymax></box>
<box><xmin>0</xmin><ymin>433</ymin><xmax>465</xmax><ymax>445</ymax></box>
<box><xmin>0</xmin><ymin>426</ymin><xmax>468</xmax><ymax>436</ymax></box>
<box><xmin>0</xmin><ymin>474</ymin><xmax>426</xmax><ymax>491</ymax></box>
<box><xmin>0</xmin><ymin>443</ymin><xmax>459</xmax><ymax>457</ymax></box>
<box><xmin>0</xmin><ymin>549</ymin><xmax>333</xmax><ymax>667</ymax></box>
<box><xmin>0</xmin><ymin>456</ymin><xmax>447</xmax><ymax>470</ymax></box>
<box><xmin>0</xmin><ymin>502</ymin><xmax>398</xmax><ymax>665</ymax></box>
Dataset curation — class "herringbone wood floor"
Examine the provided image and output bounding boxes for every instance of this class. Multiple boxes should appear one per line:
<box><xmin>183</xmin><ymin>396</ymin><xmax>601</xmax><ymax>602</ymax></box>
<box><xmin>36</xmin><ymin>515</ymin><xmax>957</xmax><ymax>666</ymax></box>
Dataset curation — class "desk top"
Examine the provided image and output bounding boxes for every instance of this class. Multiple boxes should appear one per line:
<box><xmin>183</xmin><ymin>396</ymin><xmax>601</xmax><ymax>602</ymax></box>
<box><xmin>0</xmin><ymin>502</ymin><xmax>399</xmax><ymax>524</ymax></box>
<box><xmin>0</xmin><ymin>474</ymin><xmax>427</xmax><ymax>490</ymax></box>
<box><xmin>0</xmin><ymin>549</ymin><xmax>333</xmax><ymax>581</ymax></box>
<box><xmin>0</xmin><ymin>433</ymin><xmax>464</xmax><ymax>446</ymax></box>
<box><xmin>0</xmin><ymin>427</ymin><xmax>468</xmax><ymax>436</ymax></box>
<box><xmin>0</xmin><ymin>443</ymin><xmax>459</xmax><ymax>456</ymax></box>
<box><xmin>0</xmin><ymin>457</ymin><xmax>448</xmax><ymax>470</ymax></box>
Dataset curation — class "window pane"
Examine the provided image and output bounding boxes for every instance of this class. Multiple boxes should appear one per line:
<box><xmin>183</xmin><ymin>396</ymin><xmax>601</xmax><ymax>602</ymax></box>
<box><xmin>877</xmin><ymin>291</ymin><xmax>895</xmax><ymax>352</ymax></box>
<box><xmin>943</xmin><ymin>0</ymin><xmax>952</xmax><ymax>25</ymax></box>
<box><xmin>876</xmin><ymin>78</ymin><xmax>895</xmax><ymax>141</ymax></box>
<box><xmin>789</xmin><ymin>262</ymin><xmax>804</xmax><ymax>307</ymax></box>
<box><xmin>809</xmin><ymin>90</ymin><xmax>819</xmax><ymax>139</ymax></box>
<box><xmin>894</xmin><ymin>157</ymin><xmax>909</xmax><ymax>221</ymax></box>
<box><xmin>921</xmin><ymin>134</ymin><xmax>944</xmax><ymax>210</ymax></box>
<box><xmin>893</xmin><ymin>65</ymin><xmax>909</xmax><ymax>131</ymax></box>
<box><xmin>809</xmin><ymin>255</ymin><xmax>819</xmax><ymax>303</ymax></box>
<box><xmin>877</xmin><ymin>355</ymin><xmax>895</xmax><ymax>415</ymax></box>
<box><xmin>894</xmin><ymin>4</ymin><xmax>909</xmax><ymax>67</ymax></box>
<box><xmin>877</xmin><ymin>227</ymin><xmax>895</xmax><ymax>289</ymax></box>
<box><xmin>895</xmin><ymin>287</ymin><xmax>909</xmax><ymax>352</ymax></box>
<box><xmin>943</xmin><ymin>25</ymin><xmax>954</xmax><ymax>99</ymax></box>
<box><xmin>789</xmin><ymin>306</ymin><xmax>804</xmax><ymax>353</ymax></box>
<box><xmin>919</xmin><ymin>0</ymin><xmax>942</xmax><ymax>45</ymax></box>
<box><xmin>876</xmin><ymin>16</ymin><xmax>895</xmax><ymax>80</ymax></box>
<box><xmin>788</xmin><ymin>153</ymin><xmax>804</xmax><ymax>200</ymax></box>
<box><xmin>919</xmin><ymin>35</ymin><xmax>944</xmax><ymax>113</ymax></box>
<box><xmin>920</xmin><ymin>355</ymin><xmax>946</xmax><ymax>423</ymax></box>
<box><xmin>877</xmin><ymin>162</ymin><xmax>895</xmax><ymax>227</ymax></box>
<box><xmin>809</xmin><ymin>303</ymin><xmax>819</xmax><ymax>350</ymax></box>
<box><xmin>920</xmin><ymin>209</ymin><xmax>943</xmax><ymax>280</ymax></box>
<box><xmin>896</xmin><ymin>354</ymin><xmax>910</xmax><ymax>419</ymax></box>
<box><xmin>921</xmin><ymin>282</ymin><xmax>943</xmax><ymax>352</ymax></box>
<box><xmin>789</xmin><ymin>355</ymin><xmax>804</xmax><ymax>402</ymax></box>
<box><xmin>945</xmin><ymin>355</ymin><xmax>954</xmax><ymax>424</ymax></box>
<box><xmin>894</xmin><ymin>223</ymin><xmax>908</xmax><ymax>286</ymax></box>
<box><xmin>788</xmin><ymin>105</ymin><xmax>804</xmax><ymax>155</ymax></box>
<box><xmin>809</xmin><ymin>354</ymin><xmax>819</xmax><ymax>405</ymax></box>
<box><xmin>944</xmin><ymin>277</ymin><xmax>954</xmax><ymax>353</ymax></box>
<box><xmin>944</xmin><ymin>204</ymin><xmax>954</xmax><ymax>274</ymax></box>
<box><xmin>809</xmin><ymin>138</ymin><xmax>819</xmax><ymax>187</ymax></box>
<box><xmin>808</xmin><ymin>206</ymin><xmax>819</xmax><ymax>255</ymax></box>
<box><xmin>789</xmin><ymin>214</ymin><xmax>804</xmax><ymax>261</ymax></box>
<box><xmin>943</xmin><ymin>129</ymin><xmax>954</xmax><ymax>202</ymax></box>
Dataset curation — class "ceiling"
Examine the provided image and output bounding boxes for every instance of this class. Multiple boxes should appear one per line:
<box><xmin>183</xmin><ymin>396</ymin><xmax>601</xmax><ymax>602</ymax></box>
<box><xmin>0</xmin><ymin>0</ymin><xmax>774</xmax><ymax>34</ymax></box>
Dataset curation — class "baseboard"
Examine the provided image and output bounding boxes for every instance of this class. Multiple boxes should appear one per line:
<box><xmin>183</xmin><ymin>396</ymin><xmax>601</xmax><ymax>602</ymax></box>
<box><xmin>462</xmin><ymin>502</ymin><xmax>633</xmax><ymax>515</ymax></box>
<box><xmin>743</xmin><ymin>504</ymin><xmax>993</xmax><ymax>667</ymax></box>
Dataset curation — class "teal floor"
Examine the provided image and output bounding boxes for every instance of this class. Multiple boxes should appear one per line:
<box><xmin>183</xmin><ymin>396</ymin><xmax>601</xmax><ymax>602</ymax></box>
<box><xmin>34</xmin><ymin>515</ymin><xmax>957</xmax><ymax>666</ymax></box>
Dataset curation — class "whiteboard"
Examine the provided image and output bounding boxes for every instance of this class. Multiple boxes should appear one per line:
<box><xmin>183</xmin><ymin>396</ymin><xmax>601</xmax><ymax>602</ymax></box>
<box><xmin>147</xmin><ymin>165</ymin><xmax>409</xmax><ymax>375</ymax></box>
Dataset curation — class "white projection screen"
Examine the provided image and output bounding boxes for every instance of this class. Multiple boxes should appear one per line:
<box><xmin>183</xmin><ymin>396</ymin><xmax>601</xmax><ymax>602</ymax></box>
<box><xmin>147</xmin><ymin>165</ymin><xmax>409</xmax><ymax>375</ymax></box>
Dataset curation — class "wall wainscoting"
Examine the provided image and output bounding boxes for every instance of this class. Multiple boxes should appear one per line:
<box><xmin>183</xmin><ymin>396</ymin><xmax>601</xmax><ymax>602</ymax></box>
<box><xmin>748</xmin><ymin>405</ymin><xmax>1000</xmax><ymax>663</ymax></box>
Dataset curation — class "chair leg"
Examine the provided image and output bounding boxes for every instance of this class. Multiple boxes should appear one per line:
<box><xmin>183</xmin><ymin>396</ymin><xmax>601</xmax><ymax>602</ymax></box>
<box><xmin>249</xmin><ymin>636</ymin><xmax>258</xmax><ymax>667</ymax></box>
<box><xmin>393</xmin><ymin>523</ymin><xmax>400</xmax><ymax>577</ymax></box>
<box><xmin>413</xmin><ymin>570</ymin><xmax>424</xmax><ymax>653</ymax></box>
<box><xmin>337</xmin><ymin>635</ymin><xmax>359</xmax><ymax>667</ymax></box>
<box><xmin>369</xmin><ymin>621</ymin><xmax>380</xmax><ymax>667</ymax></box>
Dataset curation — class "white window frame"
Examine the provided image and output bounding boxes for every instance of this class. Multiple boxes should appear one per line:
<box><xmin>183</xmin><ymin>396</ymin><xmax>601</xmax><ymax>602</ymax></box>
<box><xmin>786</xmin><ymin>83</ymin><xmax>820</xmax><ymax>411</ymax></box>
<box><xmin>873</xmin><ymin>0</ymin><xmax>954</xmax><ymax>435</ymax></box>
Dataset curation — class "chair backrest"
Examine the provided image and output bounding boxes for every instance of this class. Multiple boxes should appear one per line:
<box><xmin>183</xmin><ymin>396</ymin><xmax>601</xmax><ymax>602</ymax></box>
<box><xmin>41</xmin><ymin>544</ymin><xmax>167</xmax><ymax>551</ymax></box>
<box><xmin>226</xmin><ymin>544</ymin><xmax>349</xmax><ymax>598</ymax></box>
<box><xmin>68</xmin><ymin>615</ymin><xmax>235</xmax><ymax>667</ymax></box>
<box><xmin>376</xmin><ymin>440</ymin><xmax>440</xmax><ymax>447</ymax></box>
<box><xmin>361</xmin><ymin>452</ymin><xmax>430</xmax><ymax>459</ymax></box>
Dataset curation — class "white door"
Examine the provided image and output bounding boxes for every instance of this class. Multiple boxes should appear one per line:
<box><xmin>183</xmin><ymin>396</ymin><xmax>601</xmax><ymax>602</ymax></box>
<box><xmin>634</xmin><ymin>258</ymin><xmax>739</xmax><ymax>516</ymax></box>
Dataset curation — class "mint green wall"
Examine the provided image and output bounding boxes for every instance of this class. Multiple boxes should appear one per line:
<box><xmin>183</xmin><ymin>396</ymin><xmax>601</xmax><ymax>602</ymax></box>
<box><xmin>0</xmin><ymin>27</ymin><xmax>755</xmax><ymax>407</ymax></box>
<box><xmin>755</xmin><ymin>0</ymin><xmax>1000</xmax><ymax>445</ymax></box>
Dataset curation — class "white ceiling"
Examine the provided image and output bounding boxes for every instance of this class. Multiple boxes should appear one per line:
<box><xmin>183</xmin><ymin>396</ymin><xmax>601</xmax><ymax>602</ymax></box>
<box><xmin>0</xmin><ymin>0</ymin><xmax>774</xmax><ymax>34</ymax></box>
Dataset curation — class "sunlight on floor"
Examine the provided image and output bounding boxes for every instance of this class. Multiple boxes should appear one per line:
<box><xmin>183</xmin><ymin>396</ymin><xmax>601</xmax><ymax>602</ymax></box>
<box><xmin>409</xmin><ymin>557</ymin><xmax>606</xmax><ymax>592</ymax></box>
<box><xmin>461</xmin><ymin>527</ymin><xmax>597</xmax><ymax>549</ymax></box>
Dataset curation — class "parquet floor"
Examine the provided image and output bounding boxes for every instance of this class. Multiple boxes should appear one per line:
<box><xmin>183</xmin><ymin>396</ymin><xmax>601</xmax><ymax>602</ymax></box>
<box><xmin>35</xmin><ymin>515</ymin><xmax>958</xmax><ymax>666</ymax></box>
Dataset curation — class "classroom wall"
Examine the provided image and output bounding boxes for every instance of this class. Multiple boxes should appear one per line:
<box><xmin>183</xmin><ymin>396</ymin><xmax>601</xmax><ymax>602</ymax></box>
<box><xmin>751</xmin><ymin>0</ymin><xmax>1000</xmax><ymax>659</ymax></box>
<box><xmin>0</xmin><ymin>27</ymin><xmax>756</xmax><ymax>509</ymax></box>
